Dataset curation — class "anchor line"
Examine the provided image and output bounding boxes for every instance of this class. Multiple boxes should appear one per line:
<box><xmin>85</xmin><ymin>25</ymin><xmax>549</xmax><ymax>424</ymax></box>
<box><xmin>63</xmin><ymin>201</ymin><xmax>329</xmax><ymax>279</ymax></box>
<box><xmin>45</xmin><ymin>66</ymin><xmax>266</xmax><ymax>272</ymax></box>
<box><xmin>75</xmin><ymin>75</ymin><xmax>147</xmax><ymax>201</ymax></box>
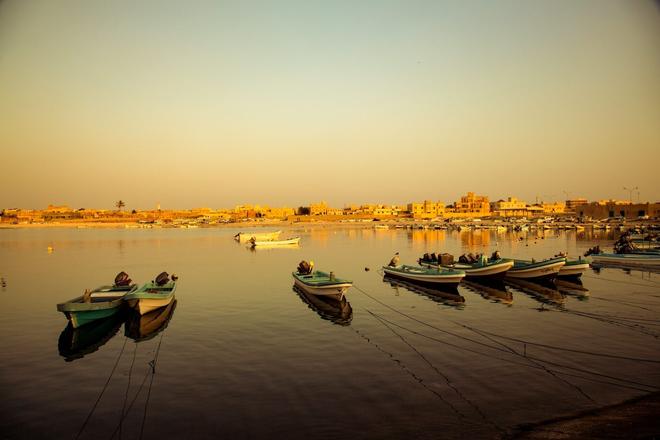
<box><xmin>139</xmin><ymin>332</ymin><xmax>165</xmax><ymax>440</ymax></box>
<box><xmin>76</xmin><ymin>336</ymin><xmax>128</xmax><ymax>440</ymax></box>
<box><xmin>452</xmin><ymin>322</ymin><xmax>660</xmax><ymax>364</ymax></box>
<box><xmin>354</xmin><ymin>283</ymin><xmax>659</xmax><ymax>393</ymax></box>
<box><xmin>119</xmin><ymin>342</ymin><xmax>138</xmax><ymax>440</ymax></box>
<box><xmin>366</xmin><ymin>309</ymin><xmax>505</xmax><ymax>434</ymax></box>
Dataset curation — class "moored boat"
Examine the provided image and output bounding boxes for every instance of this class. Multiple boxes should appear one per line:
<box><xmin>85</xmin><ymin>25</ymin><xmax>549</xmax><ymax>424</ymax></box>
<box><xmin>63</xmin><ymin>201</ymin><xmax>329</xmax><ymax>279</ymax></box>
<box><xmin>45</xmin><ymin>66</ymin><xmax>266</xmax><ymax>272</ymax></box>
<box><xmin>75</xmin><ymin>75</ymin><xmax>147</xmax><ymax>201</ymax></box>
<box><xmin>505</xmin><ymin>256</ymin><xmax>566</xmax><ymax>281</ymax></box>
<box><xmin>420</xmin><ymin>256</ymin><xmax>513</xmax><ymax>279</ymax></box>
<box><xmin>56</xmin><ymin>273</ymin><xmax>137</xmax><ymax>328</ymax></box>
<box><xmin>124</xmin><ymin>272</ymin><xmax>177</xmax><ymax>315</ymax></box>
<box><xmin>558</xmin><ymin>258</ymin><xmax>590</xmax><ymax>278</ymax></box>
<box><xmin>125</xmin><ymin>299</ymin><xmax>177</xmax><ymax>342</ymax></box>
<box><xmin>292</xmin><ymin>261</ymin><xmax>352</xmax><ymax>300</ymax></box>
<box><xmin>382</xmin><ymin>265</ymin><xmax>465</xmax><ymax>288</ymax></box>
<box><xmin>589</xmin><ymin>252</ymin><xmax>660</xmax><ymax>267</ymax></box>
<box><xmin>58</xmin><ymin>312</ymin><xmax>125</xmax><ymax>361</ymax></box>
<box><xmin>234</xmin><ymin>230</ymin><xmax>282</xmax><ymax>243</ymax></box>
<box><xmin>250</xmin><ymin>237</ymin><xmax>301</xmax><ymax>247</ymax></box>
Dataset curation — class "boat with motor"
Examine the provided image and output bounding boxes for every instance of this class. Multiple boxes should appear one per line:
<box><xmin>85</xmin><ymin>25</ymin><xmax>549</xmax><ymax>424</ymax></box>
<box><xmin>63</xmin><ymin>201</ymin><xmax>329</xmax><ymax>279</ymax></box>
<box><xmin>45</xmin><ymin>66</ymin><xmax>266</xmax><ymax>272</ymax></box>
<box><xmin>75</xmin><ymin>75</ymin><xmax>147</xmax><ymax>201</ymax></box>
<box><xmin>382</xmin><ymin>264</ymin><xmax>465</xmax><ymax>288</ymax></box>
<box><xmin>292</xmin><ymin>261</ymin><xmax>352</xmax><ymax>300</ymax></box>
<box><xmin>585</xmin><ymin>234</ymin><xmax>660</xmax><ymax>267</ymax></box>
<box><xmin>124</xmin><ymin>272</ymin><xmax>177</xmax><ymax>315</ymax></box>
<box><xmin>250</xmin><ymin>236</ymin><xmax>301</xmax><ymax>247</ymax></box>
<box><xmin>505</xmin><ymin>256</ymin><xmax>566</xmax><ymax>281</ymax></box>
<box><xmin>56</xmin><ymin>272</ymin><xmax>137</xmax><ymax>328</ymax></box>
<box><xmin>234</xmin><ymin>230</ymin><xmax>282</xmax><ymax>243</ymax></box>
<box><xmin>419</xmin><ymin>251</ymin><xmax>513</xmax><ymax>279</ymax></box>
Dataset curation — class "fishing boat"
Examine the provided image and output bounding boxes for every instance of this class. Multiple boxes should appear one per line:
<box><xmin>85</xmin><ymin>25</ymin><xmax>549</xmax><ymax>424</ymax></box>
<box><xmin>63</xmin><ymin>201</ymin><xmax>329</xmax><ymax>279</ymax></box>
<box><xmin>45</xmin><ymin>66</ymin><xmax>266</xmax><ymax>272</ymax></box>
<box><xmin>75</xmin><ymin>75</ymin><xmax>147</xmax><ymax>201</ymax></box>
<box><xmin>589</xmin><ymin>252</ymin><xmax>660</xmax><ymax>267</ymax></box>
<box><xmin>382</xmin><ymin>265</ymin><xmax>465</xmax><ymax>288</ymax></box>
<box><xmin>234</xmin><ymin>230</ymin><xmax>281</xmax><ymax>243</ymax></box>
<box><xmin>58</xmin><ymin>312</ymin><xmax>125</xmax><ymax>361</ymax></box>
<box><xmin>504</xmin><ymin>256</ymin><xmax>566</xmax><ymax>281</ymax></box>
<box><xmin>420</xmin><ymin>256</ymin><xmax>513</xmax><ymax>279</ymax></box>
<box><xmin>56</xmin><ymin>274</ymin><xmax>137</xmax><ymax>328</ymax></box>
<box><xmin>292</xmin><ymin>266</ymin><xmax>352</xmax><ymax>301</ymax></box>
<box><xmin>250</xmin><ymin>237</ymin><xmax>301</xmax><ymax>247</ymax></box>
<box><xmin>558</xmin><ymin>258</ymin><xmax>590</xmax><ymax>278</ymax></box>
<box><xmin>124</xmin><ymin>272</ymin><xmax>177</xmax><ymax>315</ymax></box>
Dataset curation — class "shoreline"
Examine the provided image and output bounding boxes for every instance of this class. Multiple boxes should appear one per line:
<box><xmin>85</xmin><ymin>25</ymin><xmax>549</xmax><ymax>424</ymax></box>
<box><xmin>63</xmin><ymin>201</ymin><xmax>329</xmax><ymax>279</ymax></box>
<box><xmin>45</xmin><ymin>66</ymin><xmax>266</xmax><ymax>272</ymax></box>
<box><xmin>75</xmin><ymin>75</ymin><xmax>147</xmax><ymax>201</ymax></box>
<box><xmin>507</xmin><ymin>391</ymin><xmax>660</xmax><ymax>439</ymax></box>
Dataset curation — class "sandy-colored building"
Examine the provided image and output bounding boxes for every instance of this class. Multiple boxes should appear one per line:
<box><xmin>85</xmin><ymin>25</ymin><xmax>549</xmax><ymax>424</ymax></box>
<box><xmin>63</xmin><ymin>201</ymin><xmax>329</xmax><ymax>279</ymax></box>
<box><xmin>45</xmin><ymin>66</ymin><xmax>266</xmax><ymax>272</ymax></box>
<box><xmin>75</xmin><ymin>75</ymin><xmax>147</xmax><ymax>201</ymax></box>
<box><xmin>446</xmin><ymin>192</ymin><xmax>489</xmax><ymax>218</ymax></box>
<box><xmin>579</xmin><ymin>202</ymin><xmax>659</xmax><ymax>219</ymax></box>
<box><xmin>407</xmin><ymin>200</ymin><xmax>445</xmax><ymax>219</ymax></box>
<box><xmin>565</xmin><ymin>198</ymin><xmax>588</xmax><ymax>212</ymax></box>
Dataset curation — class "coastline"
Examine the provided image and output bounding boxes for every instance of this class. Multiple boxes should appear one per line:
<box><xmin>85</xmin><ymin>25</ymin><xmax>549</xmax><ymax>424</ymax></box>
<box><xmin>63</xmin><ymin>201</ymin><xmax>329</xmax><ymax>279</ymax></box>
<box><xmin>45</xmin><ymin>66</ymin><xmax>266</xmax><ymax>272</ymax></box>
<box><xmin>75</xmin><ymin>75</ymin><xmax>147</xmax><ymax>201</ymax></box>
<box><xmin>507</xmin><ymin>392</ymin><xmax>660</xmax><ymax>439</ymax></box>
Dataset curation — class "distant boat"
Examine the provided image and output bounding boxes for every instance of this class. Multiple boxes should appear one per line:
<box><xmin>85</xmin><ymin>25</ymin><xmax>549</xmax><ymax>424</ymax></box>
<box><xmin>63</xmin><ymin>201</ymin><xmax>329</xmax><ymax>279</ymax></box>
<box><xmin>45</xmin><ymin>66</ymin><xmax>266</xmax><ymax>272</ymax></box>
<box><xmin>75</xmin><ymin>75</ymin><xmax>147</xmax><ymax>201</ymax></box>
<box><xmin>56</xmin><ymin>283</ymin><xmax>136</xmax><ymax>328</ymax></box>
<box><xmin>505</xmin><ymin>257</ymin><xmax>566</xmax><ymax>282</ymax></box>
<box><xmin>374</xmin><ymin>224</ymin><xmax>389</xmax><ymax>230</ymax></box>
<box><xmin>590</xmin><ymin>253</ymin><xmax>660</xmax><ymax>267</ymax></box>
<box><xmin>250</xmin><ymin>237</ymin><xmax>301</xmax><ymax>247</ymax></box>
<box><xmin>124</xmin><ymin>273</ymin><xmax>177</xmax><ymax>315</ymax></box>
<box><xmin>558</xmin><ymin>258</ymin><xmax>590</xmax><ymax>278</ymax></box>
<box><xmin>382</xmin><ymin>265</ymin><xmax>465</xmax><ymax>288</ymax></box>
<box><xmin>234</xmin><ymin>230</ymin><xmax>281</xmax><ymax>243</ymax></box>
<box><xmin>292</xmin><ymin>270</ymin><xmax>352</xmax><ymax>301</ymax></box>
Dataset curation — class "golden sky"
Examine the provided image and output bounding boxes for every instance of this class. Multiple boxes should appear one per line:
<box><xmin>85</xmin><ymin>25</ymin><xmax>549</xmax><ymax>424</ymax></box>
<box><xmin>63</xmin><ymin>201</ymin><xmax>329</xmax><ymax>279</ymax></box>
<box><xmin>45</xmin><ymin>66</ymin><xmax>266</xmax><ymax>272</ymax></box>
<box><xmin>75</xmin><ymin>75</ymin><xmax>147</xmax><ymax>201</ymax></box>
<box><xmin>1</xmin><ymin>0</ymin><xmax>659</xmax><ymax>209</ymax></box>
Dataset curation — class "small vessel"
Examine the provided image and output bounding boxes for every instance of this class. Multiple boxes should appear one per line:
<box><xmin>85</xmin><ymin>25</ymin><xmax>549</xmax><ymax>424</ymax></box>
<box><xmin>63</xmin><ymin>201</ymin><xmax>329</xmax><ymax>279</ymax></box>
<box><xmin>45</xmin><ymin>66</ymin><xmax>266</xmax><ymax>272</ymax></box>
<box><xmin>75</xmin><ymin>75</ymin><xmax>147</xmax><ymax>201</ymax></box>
<box><xmin>505</xmin><ymin>256</ymin><xmax>566</xmax><ymax>281</ymax></box>
<box><xmin>292</xmin><ymin>262</ymin><xmax>352</xmax><ymax>300</ymax></box>
<box><xmin>558</xmin><ymin>257</ymin><xmax>590</xmax><ymax>278</ymax></box>
<box><xmin>420</xmin><ymin>253</ymin><xmax>513</xmax><ymax>279</ymax></box>
<box><xmin>58</xmin><ymin>312</ymin><xmax>125</xmax><ymax>362</ymax></box>
<box><xmin>250</xmin><ymin>237</ymin><xmax>301</xmax><ymax>247</ymax></box>
<box><xmin>56</xmin><ymin>273</ymin><xmax>137</xmax><ymax>328</ymax></box>
<box><xmin>125</xmin><ymin>299</ymin><xmax>177</xmax><ymax>342</ymax></box>
<box><xmin>124</xmin><ymin>272</ymin><xmax>177</xmax><ymax>315</ymax></box>
<box><xmin>374</xmin><ymin>224</ymin><xmax>389</xmax><ymax>230</ymax></box>
<box><xmin>589</xmin><ymin>252</ymin><xmax>660</xmax><ymax>267</ymax></box>
<box><xmin>234</xmin><ymin>230</ymin><xmax>281</xmax><ymax>243</ymax></box>
<box><xmin>382</xmin><ymin>265</ymin><xmax>465</xmax><ymax>288</ymax></box>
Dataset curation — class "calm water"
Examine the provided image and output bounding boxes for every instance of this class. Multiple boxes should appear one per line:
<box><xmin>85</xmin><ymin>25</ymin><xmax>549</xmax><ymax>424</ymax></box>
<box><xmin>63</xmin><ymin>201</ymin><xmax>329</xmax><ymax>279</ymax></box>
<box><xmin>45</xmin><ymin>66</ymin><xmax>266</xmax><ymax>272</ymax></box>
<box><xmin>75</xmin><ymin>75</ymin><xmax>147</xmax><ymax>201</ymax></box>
<box><xmin>1</xmin><ymin>226</ymin><xmax>659</xmax><ymax>439</ymax></box>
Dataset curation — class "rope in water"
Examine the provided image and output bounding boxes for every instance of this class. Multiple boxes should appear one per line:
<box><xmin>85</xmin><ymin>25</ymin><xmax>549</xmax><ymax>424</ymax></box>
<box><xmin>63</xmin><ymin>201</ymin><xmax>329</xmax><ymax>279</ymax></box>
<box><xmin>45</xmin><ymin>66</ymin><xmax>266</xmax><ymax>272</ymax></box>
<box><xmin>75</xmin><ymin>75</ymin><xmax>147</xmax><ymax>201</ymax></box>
<box><xmin>76</xmin><ymin>336</ymin><xmax>127</xmax><ymax>440</ymax></box>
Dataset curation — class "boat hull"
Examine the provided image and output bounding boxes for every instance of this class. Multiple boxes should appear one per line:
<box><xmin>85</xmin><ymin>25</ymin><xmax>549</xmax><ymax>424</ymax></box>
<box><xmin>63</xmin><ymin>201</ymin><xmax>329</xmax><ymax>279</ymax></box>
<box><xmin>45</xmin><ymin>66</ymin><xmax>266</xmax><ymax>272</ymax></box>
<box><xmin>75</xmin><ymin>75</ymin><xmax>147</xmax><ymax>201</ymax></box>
<box><xmin>64</xmin><ymin>307</ymin><xmax>121</xmax><ymax>329</ymax></box>
<box><xmin>57</xmin><ymin>296</ymin><xmax>124</xmax><ymax>329</ymax></box>
<box><xmin>506</xmin><ymin>258</ymin><xmax>565</xmax><ymax>281</ymax></box>
<box><xmin>236</xmin><ymin>231</ymin><xmax>282</xmax><ymax>243</ymax></box>
<box><xmin>252</xmin><ymin>237</ymin><xmax>301</xmax><ymax>247</ymax></box>
<box><xmin>590</xmin><ymin>253</ymin><xmax>660</xmax><ymax>267</ymax></box>
<box><xmin>126</xmin><ymin>296</ymin><xmax>175</xmax><ymax>315</ymax></box>
<box><xmin>382</xmin><ymin>266</ymin><xmax>465</xmax><ymax>287</ymax></box>
<box><xmin>293</xmin><ymin>278</ymin><xmax>351</xmax><ymax>300</ymax></box>
<box><xmin>558</xmin><ymin>262</ymin><xmax>590</xmax><ymax>278</ymax></box>
<box><xmin>420</xmin><ymin>259</ymin><xmax>514</xmax><ymax>279</ymax></box>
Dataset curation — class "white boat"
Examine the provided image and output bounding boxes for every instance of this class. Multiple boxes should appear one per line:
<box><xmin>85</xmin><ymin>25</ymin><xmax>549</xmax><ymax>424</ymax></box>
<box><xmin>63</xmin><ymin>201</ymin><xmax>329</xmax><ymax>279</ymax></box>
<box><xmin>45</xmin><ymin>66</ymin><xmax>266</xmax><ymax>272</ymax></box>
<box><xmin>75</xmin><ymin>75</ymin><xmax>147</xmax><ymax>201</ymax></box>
<box><xmin>590</xmin><ymin>253</ymin><xmax>660</xmax><ymax>267</ymax></box>
<box><xmin>234</xmin><ymin>230</ymin><xmax>281</xmax><ymax>243</ymax></box>
<box><xmin>292</xmin><ymin>270</ymin><xmax>352</xmax><ymax>300</ymax></box>
<box><xmin>124</xmin><ymin>275</ymin><xmax>177</xmax><ymax>315</ymax></box>
<box><xmin>382</xmin><ymin>265</ymin><xmax>465</xmax><ymax>287</ymax></box>
<box><xmin>251</xmin><ymin>237</ymin><xmax>301</xmax><ymax>247</ymax></box>
<box><xmin>558</xmin><ymin>258</ymin><xmax>590</xmax><ymax>278</ymax></box>
<box><xmin>505</xmin><ymin>257</ymin><xmax>566</xmax><ymax>281</ymax></box>
<box><xmin>420</xmin><ymin>258</ymin><xmax>514</xmax><ymax>279</ymax></box>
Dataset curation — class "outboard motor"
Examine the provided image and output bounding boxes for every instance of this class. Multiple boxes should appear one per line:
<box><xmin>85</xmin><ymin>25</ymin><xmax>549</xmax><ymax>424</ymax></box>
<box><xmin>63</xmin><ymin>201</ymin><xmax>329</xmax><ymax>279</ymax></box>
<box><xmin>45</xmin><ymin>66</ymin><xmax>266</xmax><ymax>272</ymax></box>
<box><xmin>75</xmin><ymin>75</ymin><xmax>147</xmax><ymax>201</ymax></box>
<box><xmin>114</xmin><ymin>271</ymin><xmax>132</xmax><ymax>287</ymax></box>
<box><xmin>584</xmin><ymin>245</ymin><xmax>601</xmax><ymax>257</ymax></box>
<box><xmin>423</xmin><ymin>253</ymin><xmax>431</xmax><ymax>262</ymax></box>
<box><xmin>155</xmin><ymin>272</ymin><xmax>170</xmax><ymax>286</ymax></box>
<box><xmin>430</xmin><ymin>253</ymin><xmax>438</xmax><ymax>262</ymax></box>
<box><xmin>459</xmin><ymin>254</ymin><xmax>469</xmax><ymax>264</ymax></box>
<box><xmin>490</xmin><ymin>251</ymin><xmax>501</xmax><ymax>261</ymax></box>
<box><xmin>297</xmin><ymin>260</ymin><xmax>312</xmax><ymax>274</ymax></box>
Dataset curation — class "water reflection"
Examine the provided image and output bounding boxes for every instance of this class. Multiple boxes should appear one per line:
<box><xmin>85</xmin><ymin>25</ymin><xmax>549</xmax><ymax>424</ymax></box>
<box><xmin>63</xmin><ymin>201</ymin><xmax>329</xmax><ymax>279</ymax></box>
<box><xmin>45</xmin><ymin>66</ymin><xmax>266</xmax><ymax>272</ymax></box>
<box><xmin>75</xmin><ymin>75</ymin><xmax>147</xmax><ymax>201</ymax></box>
<box><xmin>124</xmin><ymin>300</ymin><xmax>177</xmax><ymax>342</ymax></box>
<box><xmin>294</xmin><ymin>286</ymin><xmax>353</xmax><ymax>326</ymax></box>
<box><xmin>383</xmin><ymin>274</ymin><xmax>465</xmax><ymax>306</ymax></box>
<box><xmin>505</xmin><ymin>279</ymin><xmax>565</xmax><ymax>306</ymax></box>
<box><xmin>462</xmin><ymin>280</ymin><xmax>513</xmax><ymax>305</ymax></box>
<box><xmin>58</xmin><ymin>312</ymin><xmax>125</xmax><ymax>362</ymax></box>
<box><xmin>555</xmin><ymin>279</ymin><xmax>590</xmax><ymax>299</ymax></box>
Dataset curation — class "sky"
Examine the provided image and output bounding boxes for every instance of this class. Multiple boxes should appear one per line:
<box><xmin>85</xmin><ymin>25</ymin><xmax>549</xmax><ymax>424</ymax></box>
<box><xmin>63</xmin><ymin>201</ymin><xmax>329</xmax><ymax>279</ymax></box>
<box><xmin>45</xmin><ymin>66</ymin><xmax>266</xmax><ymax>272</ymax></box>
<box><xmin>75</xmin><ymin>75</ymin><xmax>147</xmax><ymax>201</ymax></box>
<box><xmin>1</xmin><ymin>0</ymin><xmax>659</xmax><ymax>210</ymax></box>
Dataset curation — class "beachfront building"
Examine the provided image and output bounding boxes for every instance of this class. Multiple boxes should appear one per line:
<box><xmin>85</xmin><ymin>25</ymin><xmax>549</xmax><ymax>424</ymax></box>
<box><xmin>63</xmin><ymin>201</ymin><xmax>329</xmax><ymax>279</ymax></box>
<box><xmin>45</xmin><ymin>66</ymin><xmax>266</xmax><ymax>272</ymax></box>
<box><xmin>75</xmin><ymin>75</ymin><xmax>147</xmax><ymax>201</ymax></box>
<box><xmin>541</xmin><ymin>202</ymin><xmax>566</xmax><ymax>214</ymax></box>
<box><xmin>490</xmin><ymin>197</ymin><xmax>528</xmax><ymax>217</ymax></box>
<box><xmin>579</xmin><ymin>202</ymin><xmax>660</xmax><ymax>219</ymax></box>
<box><xmin>310</xmin><ymin>201</ymin><xmax>329</xmax><ymax>215</ymax></box>
<box><xmin>445</xmin><ymin>192</ymin><xmax>490</xmax><ymax>218</ymax></box>
<box><xmin>407</xmin><ymin>200</ymin><xmax>445</xmax><ymax>219</ymax></box>
<box><xmin>565</xmin><ymin>198</ymin><xmax>588</xmax><ymax>213</ymax></box>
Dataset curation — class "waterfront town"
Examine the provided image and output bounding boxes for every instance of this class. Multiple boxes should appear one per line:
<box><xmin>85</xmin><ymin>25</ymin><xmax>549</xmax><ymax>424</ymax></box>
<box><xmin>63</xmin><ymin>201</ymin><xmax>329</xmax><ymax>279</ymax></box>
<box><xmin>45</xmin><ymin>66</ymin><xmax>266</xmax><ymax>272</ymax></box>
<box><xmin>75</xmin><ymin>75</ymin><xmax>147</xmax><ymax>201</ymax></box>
<box><xmin>2</xmin><ymin>192</ymin><xmax>658</xmax><ymax>226</ymax></box>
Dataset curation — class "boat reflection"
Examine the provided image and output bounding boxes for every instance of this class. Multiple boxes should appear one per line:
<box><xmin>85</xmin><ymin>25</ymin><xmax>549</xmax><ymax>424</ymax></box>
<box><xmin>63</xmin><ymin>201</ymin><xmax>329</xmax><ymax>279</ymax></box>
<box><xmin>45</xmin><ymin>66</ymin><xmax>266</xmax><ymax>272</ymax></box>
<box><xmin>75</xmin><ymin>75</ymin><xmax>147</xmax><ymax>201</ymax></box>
<box><xmin>294</xmin><ymin>285</ymin><xmax>353</xmax><ymax>326</ymax></box>
<box><xmin>462</xmin><ymin>280</ymin><xmax>513</xmax><ymax>305</ymax></box>
<box><xmin>555</xmin><ymin>278</ymin><xmax>590</xmax><ymax>300</ymax></box>
<box><xmin>383</xmin><ymin>274</ymin><xmax>465</xmax><ymax>306</ymax></box>
<box><xmin>505</xmin><ymin>279</ymin><xmax>565</xmax><ymax>306</ymax></box>
<box><xmin>124</xmin><ymin>299</ymin><xmax>177</xmax><ymax>342</ymax></box>
<box><xmin>58</xmin><ymin>311</ymin><xmax>124</xmax><ymax>362</ymax></box>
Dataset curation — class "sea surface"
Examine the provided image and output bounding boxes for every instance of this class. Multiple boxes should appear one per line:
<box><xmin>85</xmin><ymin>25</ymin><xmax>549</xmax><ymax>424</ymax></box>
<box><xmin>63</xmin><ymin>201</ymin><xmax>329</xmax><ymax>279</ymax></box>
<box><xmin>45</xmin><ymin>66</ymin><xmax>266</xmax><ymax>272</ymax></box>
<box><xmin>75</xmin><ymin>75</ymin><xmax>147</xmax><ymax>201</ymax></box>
<box><xmin>1</xmin><ymin>226</ymin><xmax>659</xmax><ymax>439</ymax></box>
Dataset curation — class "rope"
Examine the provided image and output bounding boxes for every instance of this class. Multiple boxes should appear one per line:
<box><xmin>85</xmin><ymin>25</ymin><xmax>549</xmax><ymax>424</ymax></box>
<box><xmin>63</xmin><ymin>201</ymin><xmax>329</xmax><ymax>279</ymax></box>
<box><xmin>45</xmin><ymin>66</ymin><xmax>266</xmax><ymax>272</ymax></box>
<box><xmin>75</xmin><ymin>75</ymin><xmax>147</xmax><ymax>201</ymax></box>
<box><xmin>76</xmin><ymin>337</ymin><xmax>127</xmax><ymax>440</ymax></box>
<box><xmin>139</xmin><ymin>332</ymin><xmax>165</xmax><ymax>440</ymax></box>
<box><xmin>119</xmin><ymin>343</ymin><xmax>138</xmax><ymax>440</ymax></box>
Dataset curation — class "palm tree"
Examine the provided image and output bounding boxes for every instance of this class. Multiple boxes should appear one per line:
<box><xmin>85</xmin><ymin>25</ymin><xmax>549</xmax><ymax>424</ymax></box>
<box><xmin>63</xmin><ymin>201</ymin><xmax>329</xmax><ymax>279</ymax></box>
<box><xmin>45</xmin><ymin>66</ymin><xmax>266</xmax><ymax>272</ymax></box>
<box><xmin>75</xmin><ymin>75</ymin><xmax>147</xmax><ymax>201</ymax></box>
<box><xmin>115</xmin><ymin>200</ymin><xmax>125</xmax><ymax>211</ymax></box>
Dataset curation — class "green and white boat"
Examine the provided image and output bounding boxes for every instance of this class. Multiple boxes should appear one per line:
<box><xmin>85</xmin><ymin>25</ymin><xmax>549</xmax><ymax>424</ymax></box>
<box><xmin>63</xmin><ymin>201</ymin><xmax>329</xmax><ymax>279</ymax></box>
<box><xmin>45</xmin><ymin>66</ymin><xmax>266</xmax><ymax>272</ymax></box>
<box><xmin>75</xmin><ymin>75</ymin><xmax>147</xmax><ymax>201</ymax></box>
<box><xmin>382</xmin><ymin>265</ymin><xmax>466</xmax><ymax>288</ymax></box>
<box><xmin>124</xmin><ymin>274</ymin><xmax>177</xmax><ymax>315</ymax></box>
<box><xmin>505</xmin><ymin>256</ymin><xmax>566</xmax><ymax>282</ymax></box>
<box><xmin>558</xmin><ymin>257</ymin><xmax>590</xmax><ymax>278</ymax></box>
<box><xmin>292</xmin><ymin>270</ymin><xmax>353</xmax><ymax>300</ymax></box>
<box><xmin>57</xmin><ymin>283</ymin><xmax>136</xmax><ymax>329</ymax></box>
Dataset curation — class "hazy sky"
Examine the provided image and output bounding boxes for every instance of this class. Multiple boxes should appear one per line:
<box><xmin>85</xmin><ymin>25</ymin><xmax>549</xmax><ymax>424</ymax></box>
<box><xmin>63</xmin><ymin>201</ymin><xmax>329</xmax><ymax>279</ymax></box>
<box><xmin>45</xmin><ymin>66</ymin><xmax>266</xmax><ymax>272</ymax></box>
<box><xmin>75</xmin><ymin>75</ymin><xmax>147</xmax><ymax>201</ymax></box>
<box><xmin>1</xmin><ymin>0</ymin><xmax>659</xmax><ymax>210</ymax></box>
